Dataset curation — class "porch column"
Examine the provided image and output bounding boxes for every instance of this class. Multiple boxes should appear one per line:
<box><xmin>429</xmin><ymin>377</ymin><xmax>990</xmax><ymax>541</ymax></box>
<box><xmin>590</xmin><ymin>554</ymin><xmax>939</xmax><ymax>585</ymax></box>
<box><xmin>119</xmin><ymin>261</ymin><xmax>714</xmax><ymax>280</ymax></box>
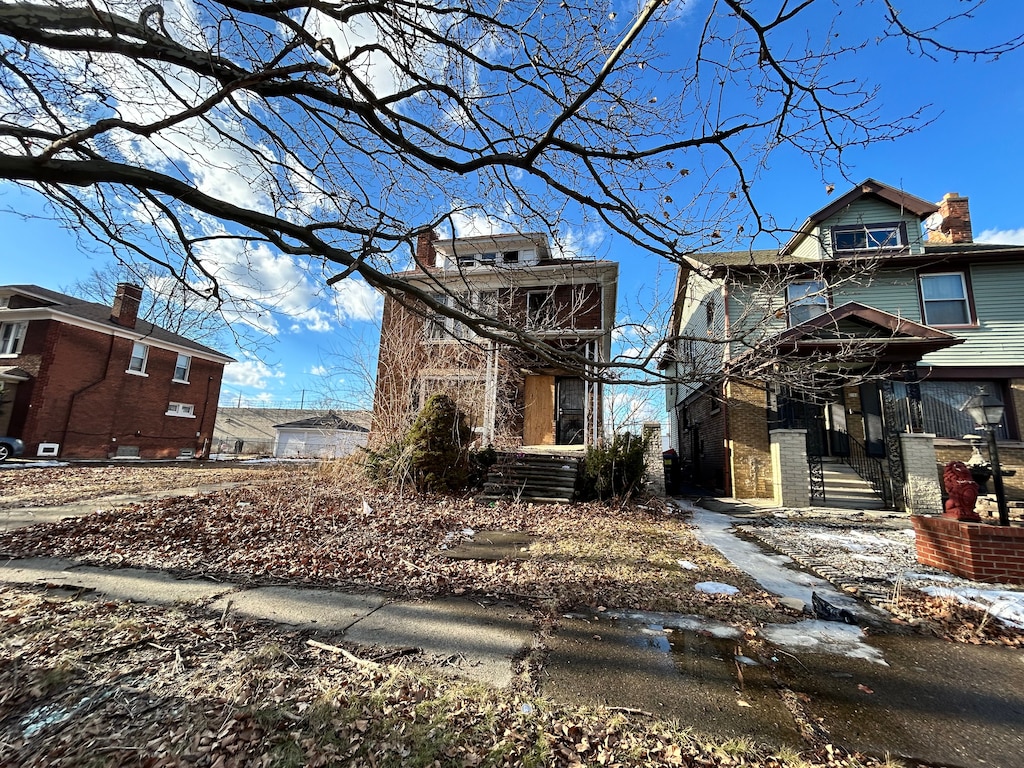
<box><xmin>899</xmin><ymin>432</ymin><xmax>943</xmax><ymax>516</ymax></box>
<box><xmin>643</xmin><ymin>422</ymin><xmax>665</xmax><ymax>496</ymax></box>
<box><xmin>770</xmin><ymin>429</ymin><xmax>809</xmax><ymax>507</ymax></box>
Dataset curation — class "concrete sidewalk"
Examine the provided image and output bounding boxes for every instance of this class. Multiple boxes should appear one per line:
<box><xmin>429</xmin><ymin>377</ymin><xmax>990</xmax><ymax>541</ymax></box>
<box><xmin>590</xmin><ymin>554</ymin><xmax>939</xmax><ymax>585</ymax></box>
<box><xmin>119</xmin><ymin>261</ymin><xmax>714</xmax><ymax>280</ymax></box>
<box><xmin>0</xmin><ymin>558</ymin><xmax>533</xmax><ymax>688</ymax></box>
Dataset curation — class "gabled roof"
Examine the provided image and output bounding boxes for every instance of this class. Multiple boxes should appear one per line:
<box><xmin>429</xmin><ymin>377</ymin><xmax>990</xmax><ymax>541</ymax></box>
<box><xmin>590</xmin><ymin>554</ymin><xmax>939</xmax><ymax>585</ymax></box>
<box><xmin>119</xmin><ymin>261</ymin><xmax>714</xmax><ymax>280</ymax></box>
<box><xmin>273</xmin><ymin>412</ymin><xmax>370</xmax><ymax>432</ymax></box>
<box><xmin>730</xmin><ymin>302</ymin><xmax>964</xmax><ymax>376</ymax></box>
<box><xmin>781</xmin><ymin>178</ymin><xmax>938</xmax><ymax>255</ymax></box>
<box><xmin>0</xmin><ymin>284</ymin><xmax>234</xmax><ymax>363</ymax></box>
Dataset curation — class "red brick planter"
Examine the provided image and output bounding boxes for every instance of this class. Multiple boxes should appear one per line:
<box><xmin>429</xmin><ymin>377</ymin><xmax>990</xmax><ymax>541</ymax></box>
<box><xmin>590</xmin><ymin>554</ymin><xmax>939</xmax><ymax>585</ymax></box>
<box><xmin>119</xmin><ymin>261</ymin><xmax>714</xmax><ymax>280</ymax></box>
<box><xmin>912</xmin><ymin>516</ymin><xmax>1024</xmax><ymax>584</ymax></box>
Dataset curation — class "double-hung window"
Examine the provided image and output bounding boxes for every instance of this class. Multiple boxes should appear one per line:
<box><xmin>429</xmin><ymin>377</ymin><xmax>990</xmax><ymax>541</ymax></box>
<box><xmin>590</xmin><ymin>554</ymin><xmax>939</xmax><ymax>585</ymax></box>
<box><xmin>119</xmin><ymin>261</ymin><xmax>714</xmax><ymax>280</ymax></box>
<box><xmin>0</xmin><ymin>321</ymin><xmax>26</xmax><ymax>355</ymax></box>
<box><xmin>526</xmin><ymin>289</ymin><xmax>555</xmax><ymax>328</ymax></box>
<box><xmin>786</xmin><ymin>280</ymin><xmax>829</xmax><ymax>326</ymax></box>
<box><xmin>127</xmin><ymin>342</ymin><xmax>149</xmax><ymax>374</ymax></box>
<box><xmin>920</xmin><ymin>272</ymin><xmax>971</xmax><ymax>326</ymax></box>
<box><xmin>173</xmin><ymin>354</ymin><xmax>191</xmax><ymax>382</ymax></box>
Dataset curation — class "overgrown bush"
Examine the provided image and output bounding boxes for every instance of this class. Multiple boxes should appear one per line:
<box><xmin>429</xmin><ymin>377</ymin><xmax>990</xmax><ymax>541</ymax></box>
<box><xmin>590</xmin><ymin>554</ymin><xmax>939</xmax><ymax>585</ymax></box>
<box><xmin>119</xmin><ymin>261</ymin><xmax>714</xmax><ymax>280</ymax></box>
<box><xmin>467</xmin><ymin>446</ymin><xmax>498</xmax><ymax>490</ymax></box>
<box><xmin>577</xmin><ymin>431</ymin><xmax>649</xmax><ymax>501</ymax></box>
<box><xmin>360</xmin><ymin>440</ymin><xmax>415</xmax><ymax>490</ymax></box>
<box><xmin>406</xmin><ymin>393</ymin><xmax>473</xmax><ymax>493</ymax></box>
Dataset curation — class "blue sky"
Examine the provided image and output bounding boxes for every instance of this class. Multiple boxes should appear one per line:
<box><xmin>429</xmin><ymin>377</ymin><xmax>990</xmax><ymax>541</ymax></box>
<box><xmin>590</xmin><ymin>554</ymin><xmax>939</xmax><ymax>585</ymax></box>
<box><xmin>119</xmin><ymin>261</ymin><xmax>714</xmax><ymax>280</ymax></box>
<box><xmin>2</xmin><ymin>1</ymin><xmax>1024</xmax><ymax>419</ymax></box>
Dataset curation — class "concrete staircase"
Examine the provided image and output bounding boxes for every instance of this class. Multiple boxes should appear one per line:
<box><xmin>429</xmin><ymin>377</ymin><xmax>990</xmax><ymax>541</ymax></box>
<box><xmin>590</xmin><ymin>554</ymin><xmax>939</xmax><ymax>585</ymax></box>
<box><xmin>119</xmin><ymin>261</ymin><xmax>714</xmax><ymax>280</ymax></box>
<box><xmin>819</xmin><ymin>460</ymin><xmax>887</xmax><ymax>510</ymax></box>
<box><xmin>478</xmin><ymin>452</ymin><xmax>581</xmax><ymax>504</ymax></box>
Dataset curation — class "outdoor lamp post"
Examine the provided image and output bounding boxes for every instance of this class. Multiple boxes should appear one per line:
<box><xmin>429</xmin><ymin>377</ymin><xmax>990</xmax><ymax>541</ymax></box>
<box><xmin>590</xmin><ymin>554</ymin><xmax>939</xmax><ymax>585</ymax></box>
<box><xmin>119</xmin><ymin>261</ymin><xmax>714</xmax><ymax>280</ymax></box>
<box><xmin>960</xmin><ymin>389</ymin><xmax>1010</xmax><ymax>526</ymax></box>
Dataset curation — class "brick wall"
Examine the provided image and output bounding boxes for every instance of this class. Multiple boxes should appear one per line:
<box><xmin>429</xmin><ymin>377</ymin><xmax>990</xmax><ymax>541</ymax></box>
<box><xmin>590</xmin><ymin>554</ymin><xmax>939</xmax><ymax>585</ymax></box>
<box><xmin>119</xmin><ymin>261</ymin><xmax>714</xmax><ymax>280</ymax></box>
<box><xmin>726</xmin><ymin>380</ymin><xmax>773</xmax><ymax>499</ymax></box>
<box><xmin>913</xmin><ymin>516</ymin><xmax>1024</xmax><ymax>584</ymax></box>
<box><xmin>678</xmin><ymin>388</ymin><xmax>726</xmax><ymax>492</ymax></box>
<box><xmin>15</xmin><ymin>320</ymin><xmax>223</xmax><ymax>459</ymax></box>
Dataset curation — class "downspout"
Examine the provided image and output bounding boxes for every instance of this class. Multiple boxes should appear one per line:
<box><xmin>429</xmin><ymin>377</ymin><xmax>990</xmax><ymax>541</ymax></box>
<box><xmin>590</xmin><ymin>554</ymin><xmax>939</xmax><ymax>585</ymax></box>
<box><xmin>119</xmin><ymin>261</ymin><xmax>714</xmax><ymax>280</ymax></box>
<box><xmin>198</xmin><ymin>373</ymin><xmax>215</xmax><ymax>458</ymax></box>
<box><xmin>721</xmin><ymin>281</ymin><xmax>733</xmax><ymax>497</ymax></box>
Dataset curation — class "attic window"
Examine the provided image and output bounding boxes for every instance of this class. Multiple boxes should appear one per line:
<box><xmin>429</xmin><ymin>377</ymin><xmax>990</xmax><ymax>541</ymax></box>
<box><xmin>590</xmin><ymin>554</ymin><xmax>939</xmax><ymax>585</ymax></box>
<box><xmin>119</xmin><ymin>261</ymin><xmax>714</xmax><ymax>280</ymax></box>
<box><xmin>479</xmin><ymin>252</ymin><xmax>496</xmax><ymax>264</ymax></box>
<box><xmin>502</xmin><ymin>250</ymin><xmax>519</xmax><ymax>264</ymax></box>
<box><xmin>832</xmin><ymin>223</ymin><xmax>905</xmax><ymax>252</ymax></box>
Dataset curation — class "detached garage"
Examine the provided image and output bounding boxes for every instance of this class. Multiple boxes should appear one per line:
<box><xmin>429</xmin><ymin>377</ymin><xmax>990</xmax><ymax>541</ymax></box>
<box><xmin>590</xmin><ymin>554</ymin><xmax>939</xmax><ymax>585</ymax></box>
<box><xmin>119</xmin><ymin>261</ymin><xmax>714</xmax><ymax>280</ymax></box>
<box><xmin>272</xmin><ymin>413</ymin><xmax>369</xmax><ymax>458</ymax></box>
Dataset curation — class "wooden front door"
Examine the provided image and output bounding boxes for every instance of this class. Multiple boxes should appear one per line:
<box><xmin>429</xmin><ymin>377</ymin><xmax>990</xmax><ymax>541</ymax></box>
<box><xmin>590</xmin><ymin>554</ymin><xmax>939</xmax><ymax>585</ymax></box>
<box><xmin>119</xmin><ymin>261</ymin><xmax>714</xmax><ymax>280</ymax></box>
<box><xmin>523</xmin><ymin>375</ymin><xmax>555</xmax><ymax>445</ymax></box>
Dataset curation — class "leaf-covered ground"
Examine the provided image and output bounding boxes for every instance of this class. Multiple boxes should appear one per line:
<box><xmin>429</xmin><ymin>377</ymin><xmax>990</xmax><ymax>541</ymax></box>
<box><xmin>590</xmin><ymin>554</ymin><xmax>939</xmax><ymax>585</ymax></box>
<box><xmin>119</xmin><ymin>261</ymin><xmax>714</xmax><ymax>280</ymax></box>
<box><xmin>0</xmin><ymin>585</ymin><xmax>905</xmax><ymax>768</ymax></box>
<box><xmin>0</xmin><ymin>462</ymin><xmax>300</xmax><ymax>509</ymax></box>
<box><xmin>0</xmin><ymin>462</ymin><xmax>787</xmax><ymax>624</ymax></box>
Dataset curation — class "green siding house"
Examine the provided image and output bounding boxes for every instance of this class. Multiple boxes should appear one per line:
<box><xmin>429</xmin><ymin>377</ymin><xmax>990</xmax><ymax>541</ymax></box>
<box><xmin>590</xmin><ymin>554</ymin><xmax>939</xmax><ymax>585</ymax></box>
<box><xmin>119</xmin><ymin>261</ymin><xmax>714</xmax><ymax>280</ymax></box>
<box><xmin>664</xmin><ymin>179</ymin><xmax>1024</xmax><ymax>508</ymax></box>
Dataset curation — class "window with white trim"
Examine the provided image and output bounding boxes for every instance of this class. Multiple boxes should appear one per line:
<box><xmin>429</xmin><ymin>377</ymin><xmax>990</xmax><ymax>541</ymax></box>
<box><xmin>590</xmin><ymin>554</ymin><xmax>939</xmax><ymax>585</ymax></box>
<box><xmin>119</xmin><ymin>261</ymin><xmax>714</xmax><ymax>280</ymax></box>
<box><xmin>920</xmin><ymin>272</ymin><xmax>971</xmax><ymax>326</ymax></box>
<box><xmin>173</xmin><ymin>353</ymin><xmax>192</xmax><ymax>382</ymax></box>
<box><xmin>166</xmin><ymin>402</ymin><xmax>196</xmax><ymax>417</ymax></box>
<box><xmin>127</xmin><ymin>342</ymin><xmax>149</xmax><ymax>373</ymax></box>
<box><xmin>0</xmin><ymin>321</ymin><xmax>26</xmax><ymax>355</ymax></box>
<box><xmin>786</xmin><ymin>280</ymin><xmax>829</xmax><ymax>326</ymax></box>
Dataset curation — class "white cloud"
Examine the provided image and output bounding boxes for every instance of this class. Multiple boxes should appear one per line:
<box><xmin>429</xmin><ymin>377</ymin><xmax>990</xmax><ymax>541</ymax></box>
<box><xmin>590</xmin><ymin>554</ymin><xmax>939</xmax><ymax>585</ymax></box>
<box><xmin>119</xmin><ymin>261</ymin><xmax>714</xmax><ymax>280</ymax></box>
<box><xmin>331</xmin><ymin>278</ymin><xmax>384</xmax><ymax>323</ymax></box>
<box><xmin>224</xmin><ymin>359</ymin><xmax>286</xmax><ymax>389</ymax></box>
<box><xmin>977</xmin><ymin>228</ymin><xmax>1024</xmax><ymax>245</ymax></box>
<box><xmin>308</xmin><ymin>365</ymin><xmax>329</xmax><ymax>376</ymax></box>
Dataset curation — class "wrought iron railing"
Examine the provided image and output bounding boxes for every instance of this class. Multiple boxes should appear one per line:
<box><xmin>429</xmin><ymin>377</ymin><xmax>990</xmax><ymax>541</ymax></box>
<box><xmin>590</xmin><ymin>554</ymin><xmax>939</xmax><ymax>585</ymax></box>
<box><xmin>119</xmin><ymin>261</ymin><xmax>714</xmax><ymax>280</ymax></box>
<box><xmin>840</xmin><ymin>434</ymin><xmax>892</xmax><ymax>508</ymax></box>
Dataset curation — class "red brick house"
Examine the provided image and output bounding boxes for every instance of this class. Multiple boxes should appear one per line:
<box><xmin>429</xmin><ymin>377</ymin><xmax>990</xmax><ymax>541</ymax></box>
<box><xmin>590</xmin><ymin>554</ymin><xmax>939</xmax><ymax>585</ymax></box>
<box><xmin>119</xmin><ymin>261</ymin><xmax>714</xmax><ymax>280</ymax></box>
<box><xmin>372</xmin><ymin>232</ymin><xmax>617</xmax><ymax>448</ymax></box>
<box><xmin>0</xmin><ymin>283</ymin><xmax>234</xmax><ymax>459</ymax></box>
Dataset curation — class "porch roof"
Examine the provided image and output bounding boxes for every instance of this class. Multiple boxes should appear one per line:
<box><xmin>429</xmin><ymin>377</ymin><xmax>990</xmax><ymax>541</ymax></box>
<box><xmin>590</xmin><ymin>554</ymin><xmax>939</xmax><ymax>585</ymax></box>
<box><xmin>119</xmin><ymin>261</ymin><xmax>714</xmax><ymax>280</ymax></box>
<box><xmin>728</xmin><ymin>302</ymin><xmax>964</xmax><ymax>376</ymax></box>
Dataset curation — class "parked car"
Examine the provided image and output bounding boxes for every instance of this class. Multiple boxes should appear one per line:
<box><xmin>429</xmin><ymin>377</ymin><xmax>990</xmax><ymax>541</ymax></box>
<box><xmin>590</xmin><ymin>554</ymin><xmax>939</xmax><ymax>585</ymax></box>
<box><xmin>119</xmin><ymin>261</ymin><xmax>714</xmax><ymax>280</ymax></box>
<box><xmin>0</xmin><ymin>436</ymin><xmax>24</xmax><ymax>462</ymax></box>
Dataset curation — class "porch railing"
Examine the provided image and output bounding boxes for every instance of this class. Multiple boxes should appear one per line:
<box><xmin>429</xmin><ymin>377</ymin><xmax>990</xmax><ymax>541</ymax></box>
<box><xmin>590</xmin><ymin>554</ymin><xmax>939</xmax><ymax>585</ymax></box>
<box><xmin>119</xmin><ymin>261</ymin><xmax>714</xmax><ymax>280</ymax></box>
<box><xmin>840</xmin><ymin>434</ymin><xmax>892</xmax><ymax>508</ymax></box>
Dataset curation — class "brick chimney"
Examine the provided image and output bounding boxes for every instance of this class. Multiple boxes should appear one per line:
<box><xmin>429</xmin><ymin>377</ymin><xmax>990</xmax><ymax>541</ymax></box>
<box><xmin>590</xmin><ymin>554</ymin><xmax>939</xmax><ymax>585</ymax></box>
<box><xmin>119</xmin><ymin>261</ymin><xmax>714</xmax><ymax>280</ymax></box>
<box><xmin>416</xmin><ymin>229</ymin><xmax>438</xmax><ymax>268</ymax></box>
<box><xmin>111</xmin><ymin>282</ymin><xmax>143</xmax><ymax>328</ymax></box>
<box><xmin>928</xmin><ymin>192</ymin><xmax>973</xmax><ymax>244</ymax></box>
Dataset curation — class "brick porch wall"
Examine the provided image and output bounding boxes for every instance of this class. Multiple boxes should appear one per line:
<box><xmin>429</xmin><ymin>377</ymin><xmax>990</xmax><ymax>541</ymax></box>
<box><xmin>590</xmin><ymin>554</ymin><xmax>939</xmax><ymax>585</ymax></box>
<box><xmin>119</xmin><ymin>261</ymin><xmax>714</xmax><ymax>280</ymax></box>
<box><xmin>912</xmin><ymin>516</ymin><xmax>1024</xmax><ymax>585</ymax></box>
<box><xmin>726</xmin><ymin>380</ymin><xmax>772</xmax><ymax>499</ymax></box>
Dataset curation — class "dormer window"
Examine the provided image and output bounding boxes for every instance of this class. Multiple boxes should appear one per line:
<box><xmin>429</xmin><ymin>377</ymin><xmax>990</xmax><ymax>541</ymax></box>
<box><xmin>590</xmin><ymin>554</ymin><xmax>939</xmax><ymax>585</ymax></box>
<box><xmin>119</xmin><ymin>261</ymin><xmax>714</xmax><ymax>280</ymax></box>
<box><xmin>457</xmin><ymin>254</ymin><xmax>476</xmax><ymax>268</ymax></box>
<box><xmin>832</xmin><ymin>222</ymin><xmax>906</xmax><ymax>252</ymax></box>
<box><xmin>502</xmin><ymin>250</ymin><xmax>519</xmax><ymax>264</ymax></box>
<box><xmin>479</xmin><ymin>252</ymin><xmax>496</xmax><ymax>265</ymax></box>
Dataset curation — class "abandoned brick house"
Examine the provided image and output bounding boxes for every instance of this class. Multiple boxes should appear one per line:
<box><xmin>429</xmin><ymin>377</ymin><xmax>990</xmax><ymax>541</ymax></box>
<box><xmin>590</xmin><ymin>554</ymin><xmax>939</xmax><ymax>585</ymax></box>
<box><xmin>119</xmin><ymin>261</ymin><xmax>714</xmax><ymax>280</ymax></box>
<box><xmin>663</xmin><ymin>179</ymin><xmax>1024</xmax><ymax>509</ymax></box>
<box><xmin>0</xmin><ymin>283</ymin><xmax>234</xmax><ymax>459</ymax></box>
<box><xmin>372</xmin><ymin>231</ymin><xmax>618</xmax><ymax>448</ymax></box>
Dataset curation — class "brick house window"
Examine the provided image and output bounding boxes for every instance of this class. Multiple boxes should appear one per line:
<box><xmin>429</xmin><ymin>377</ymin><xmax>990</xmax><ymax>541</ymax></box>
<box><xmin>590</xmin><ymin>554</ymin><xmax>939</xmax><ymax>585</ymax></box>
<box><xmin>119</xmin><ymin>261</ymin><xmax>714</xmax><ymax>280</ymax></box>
<box><xmin>920</xmin><ymin>272</ymin><xmax>971</xmax><ymax>326</ymax></box>
<box><xmin>173</xmin><ymin>354</ymin><xmax>191</xmax><ymax>382</ymax></box>
<box><xmin>127</xmin><ymin>342</ymin><xmax>149</xmax><ymax>374</ymax></box>
<box><xmin>166</xmin><ymin>402</ymin><xmax>196</xmax><ymax>417</ymax></box>
<box><xmin>786</xmin><ymin>280</ymin><xmax>829</xmax><ymax>326</ymax></box>
<box><xmin>526</xmin><ymin>289</ymin><xmax>555</xmax><ymax>328</ymax></box>
<box><xmin>0</xmin><ymin>321</ymin><xmax>26</xmax><ymax>355</ymax></box>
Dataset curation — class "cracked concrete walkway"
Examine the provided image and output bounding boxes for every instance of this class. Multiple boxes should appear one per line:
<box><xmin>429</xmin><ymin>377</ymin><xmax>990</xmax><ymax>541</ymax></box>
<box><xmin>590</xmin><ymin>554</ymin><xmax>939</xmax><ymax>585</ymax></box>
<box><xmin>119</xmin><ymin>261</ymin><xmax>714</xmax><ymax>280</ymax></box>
<box><xmin>0</xmin><ymin>558</ymin><xmax>533</xmax><ymax>687</ymax></box>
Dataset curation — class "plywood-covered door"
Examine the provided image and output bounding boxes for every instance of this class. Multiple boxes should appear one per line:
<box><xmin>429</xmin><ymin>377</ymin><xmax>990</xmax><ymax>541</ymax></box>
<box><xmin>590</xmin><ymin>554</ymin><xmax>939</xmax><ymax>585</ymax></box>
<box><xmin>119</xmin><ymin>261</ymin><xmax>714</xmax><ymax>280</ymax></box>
<box><xmin>523</xmin><ymin>375</ymin><xmax>555</xmax><ymax>445</ymax></box>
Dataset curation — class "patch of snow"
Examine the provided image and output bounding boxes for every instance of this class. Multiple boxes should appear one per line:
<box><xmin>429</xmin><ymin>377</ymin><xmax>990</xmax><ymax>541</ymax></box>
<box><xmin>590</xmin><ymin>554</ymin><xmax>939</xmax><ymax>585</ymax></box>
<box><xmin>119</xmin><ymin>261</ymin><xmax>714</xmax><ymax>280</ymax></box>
<box><xmin>920</xmin><ymin>585</ymin><xmax>1024</xmax><ymax>630</ymax></box>
<box><xmin>677</xmin><ymin>559</ymin><xmax>698</xmax><ymax>570</ymax></box>
<box><xmin>0</xmin><ymin>461</ymin><xmax>69</xmax><ymax>470</ymax></box>
<box><xmin>695</xmin><ymin>581</ymin><xmax>739</xmax><ymax>595</ymax></box>
<box><xmin>761</xmin><ymin>620</ymin><xmax>888</xmax><ymax>665</ymax></box>
<box><xmin>674</xmin><ymin>500</ymin><xmax>862</xmax><ymax>615</ymax></box>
